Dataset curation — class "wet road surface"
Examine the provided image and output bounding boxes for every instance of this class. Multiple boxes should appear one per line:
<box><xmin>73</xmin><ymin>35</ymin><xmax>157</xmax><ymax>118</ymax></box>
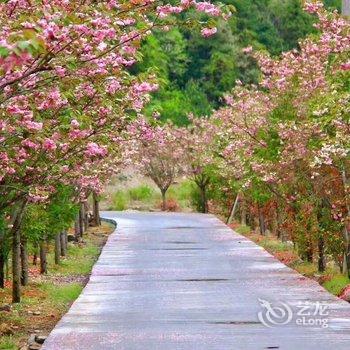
<box><xmin>42</xmin><ymin>212</ymin><xmax>350</xmax><ymax>349</ymax></box>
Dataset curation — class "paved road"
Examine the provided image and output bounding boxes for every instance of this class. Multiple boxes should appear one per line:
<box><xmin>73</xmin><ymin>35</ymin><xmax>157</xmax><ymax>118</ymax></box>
<box><xmin>42</xmin><ymin>212</ymin><xmax>350</xmax><ymax>350</ymax></box>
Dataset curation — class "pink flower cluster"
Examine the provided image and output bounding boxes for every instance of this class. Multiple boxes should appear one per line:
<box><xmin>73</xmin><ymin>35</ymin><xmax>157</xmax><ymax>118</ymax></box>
<box><xmin>195</xmin><ymin>1</ymin><xmax>221</xmax><ymax>16</ymax></box>
<box><xmin>201</xmin><ymin>27</ymin><xmax>217</xmax><ymax>37</ymax></box>
<box><xmin>133</xmin><ymin>82</ymin><xmax>159</xmax><ymax>94</ymax></box>
<box><xmin>85</xmin><ymin>142</ymin><xmax>108</xmax><ymax>158</ymax></box>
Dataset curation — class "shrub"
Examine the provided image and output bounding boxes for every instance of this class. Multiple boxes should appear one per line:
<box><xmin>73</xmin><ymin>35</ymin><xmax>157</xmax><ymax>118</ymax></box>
<box><xmin>112</xmin><ymin>191</ymin><xmax>128</xmax><ymax>211</ymax></box>
<box><xmin>188</xmin><ymin>185</ymin><xmax>203</xmax><ymax>212</ymax></box>
<box><xmin>172</xmin><ymin>180</ymin><xmax>194</xmax><ymax>201</ymax></box>
<box><xmin>128</xmin><ymin>185</ymin><xmax>154</xmax><ymax>201</ymax></box>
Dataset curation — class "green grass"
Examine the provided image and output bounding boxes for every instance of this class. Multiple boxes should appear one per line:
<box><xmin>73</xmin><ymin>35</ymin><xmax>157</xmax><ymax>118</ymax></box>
<box><xmin>0</xmin><ymin>336</ymin><xmax>17</xmax><ymax>350</ymax></box>
<box><xmin>128</xmin><ymin>185</ymin><xmax>154</xmax><ymax>201</ymax></box>
<box><xmin>110</xmin><ymin>186</ymin><xmax>155</xmax><ymax>211</ymax></box>
<box><xmin>49</xmin><ymin>240</ymin><xmax>100</xmax><ymax>275</ymax></box>
<box><xmin>292</xmin><ymin>261</ymin><xmax>317</xmax><ymax>277</ymax></box>
<box><xmin>260</xmin><ymin>238</ymin><xmax>292</xmax><ymax>253</ymax></box>
<box><xmin>111</xmin><ymin>190</ymin><xmax>128</xmax><ymax>211</ymax></box>
<box><xmin>0</xmin><ymin>307</ymin><xmax>26</xmax><ymax>325</ymax></box>
<box><xmin>236</xmin><ymin>225</ymin><xmax>251</xmax><ymax>235</ymax></box>
<box><xmin>323</xmin><ymin>274</ymin><xmax>350</xmax><ymax>295</ymax></box>
<box><xmin>39</xmin><ymin>283</ymin><xmax>83</xmax><ymax>304</ymax></box>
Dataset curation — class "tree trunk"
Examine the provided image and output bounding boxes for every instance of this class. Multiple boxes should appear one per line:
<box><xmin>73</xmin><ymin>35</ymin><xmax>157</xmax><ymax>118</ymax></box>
<box><xmin>0</xmin><ymin>250</ymin><xmax>5</xmax><ymax>289</ymax></box>
<box><xmin>276</xmin><ymin>204</ymin><xmax>282</xmax><ymax>239</ymax></box>
<box><xmin>92</xmin><ymin>192</ymin><xmax>101</xmax><ymax>226</ymax></box>
<box><xmin>161</xmin><ymin>189</ymin><xmax>167</xmax><ymax>211</ymax></box>
<box><xmin>33</xmin><ymin>245</ymin><xmax>38</xmax><ymax>265</ymax></box>
<box><xmin>343</xmin><ymin>0</ymin><xmax>350</xmax><ymax>16</ymax></box>
<box><xmin>199</xmin><ymin>185</ymin><xmax>208</xmax><ymax>213</ymax></box>
<box><xmin>343</xmin><ymin>227</ymin><xmax>350</xmax><ymax>278</ymax></box>
<box><xmin>341</xmin><ymin>168</ymin><xmax>350</xmax><ymax>278</ymax></box>
<box><xmin>20</xmin><ymin>237</ymin><xmax>29</xmax><ymax>286</ymax></box>
<box><xmin>54</xmin><ymin>233</ymin><xmax>61</xmax><ymax>265</ymax></box>
<box><xmin>74</xmin><ymin>213</ymin><xmax>81</xmax><ymax>241</ymax></box>
<box><xmin>11</xmin><ymin>200</ymin><xmax>27</xmax><ymax>303</ymax></box>
<box><xmin>0</xmin><ymin>230</ymin><xmax>5</xmax><ymax>288</ymax></box>
<box><xmin>249</xmin><ymin>208</ymin><xmax>256</xmax><ymax>231</ymax></box>
<box><xmin>60</xmin><ymin>231</ymin><xmax>67</xmax><ymax>257</ymax></box>
<box><xmin>258</xmin><ymin>204</ymin><xmax>266</xmax><ymax>235</ymax></box>
<box><xmin>12</xmin><ymin>227</ymin><xmax>21</xmax><ymax>303</ymax></box>
<box><xmin>39</xmin><ymin>239</ymin><xmax>47</xmax><ymax>274</ymax></box>
<box><xmin>227</xmin><ymin>193</ymin><xmax>240</xmax><ymax>225</ymax></box>
<box><xmin>79</xmin><ymin>204</ymin><xmax>85</xmax><ymax>235</ymax></box>
<box><xmin>240</xmin><ymin>197</ymin><xmax>247</xmax><ymax>226</ymax></box>
<box><xmin>305</xmin><ymin>240</ymin><xmax>313</xmax><ymax>263</ymax></box>
<box><xmin>84</xmin><ymin>202</ymin><xmax>89</xmax><ymax>231</ymax></box>
<box><xmin>5</xmin><ymin>258</ymin><xmax>9</xmax><ymax>281</ymax></box>
<box><xmin>318</xmin><ymin>236</ymin><xmax>326</xmax><ymax>273</ymax></box>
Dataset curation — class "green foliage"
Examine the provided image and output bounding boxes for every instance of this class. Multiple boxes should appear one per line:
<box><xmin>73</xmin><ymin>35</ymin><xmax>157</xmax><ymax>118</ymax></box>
<box><xmin>0</xmin><ymin>213</ymin><xmax>10</xmax><ymax>261</ymax></box>
<box><xmin>133</xmin><ymin>0</ymin><xmax>341</xmax><ymax>125</ymax></box>
<box><xmin>111</xmin><ymin>190</ymin><xmax>128</xmax><ymax>211</ymax></box>
<box><xmin>187</xmin><ymin>183</ymin><xmax>206</xmax><ymax>212</ymax></box>
<box><xmin>323</xmin><ymin>0</ymin><xmax>341</xmax><ymax>10</ymax></box>
<box><xmin>148</xmin><ymin>89</ymin><xmax>193</xmax><ymax>125</ymax></box>
<box><xmin>46</xmin><ymin>185</ymin><xmax>78</xmax><ymax>234</ymax></box>
<box><xmin>128</xmin><ymin>185</ymin><xmax>154</xmax><ymax>201</ymax></box>
<box><xmin>22</xmin><ymin>185</ymin><xmax>78</xmax><ymax>244</ymax></box>
<box><xmin>167</xmin><ymin>180</ymin><xmax>198</xmax><ymax>209</ymax></box>
<box><xmin>22</xmin><ymin>205</ymin><xmax>49</xmax><ymax>243</ymax></box>
<box><xmin>0</xmin><ymin>46</ymin><xmax>9</xmax><ymax>58</ymax></box>
<box><xmin>168</xmin><ymin>180</ymin><xmax>195</xmax><ymax>201</ymax></box>
<box><xmin>184</xmin><ymin>80</ymin><xmax>212</xmax><ymax>117</ymax></box>
<box><xmin>247</xmin><ymin>179</ymin><xmax>272</xmax><ymax>205</ymax></box>
<box><xmin>267</xmin><ymin>0</ymin><xmax>316</xmax><ymax>53</ymax></box>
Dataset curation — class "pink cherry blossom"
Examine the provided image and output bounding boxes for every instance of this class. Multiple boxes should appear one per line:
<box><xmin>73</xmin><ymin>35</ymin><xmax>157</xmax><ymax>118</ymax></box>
<box><xmin>43</xmin><ymin>138</ymin><xmax>57</xmax><ymax>151</ymax></box>
<box><xmin>201</xmin><ymin>27</ymin><xmax>217</xmax><ymax>37</ymax></box>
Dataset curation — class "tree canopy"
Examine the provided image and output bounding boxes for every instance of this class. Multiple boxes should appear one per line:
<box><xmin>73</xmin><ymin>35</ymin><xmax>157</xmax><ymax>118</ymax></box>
<box><xmin>134</xmin><ymin>0</ymin><xmax>342</xmax><ymax>125</ymax></box>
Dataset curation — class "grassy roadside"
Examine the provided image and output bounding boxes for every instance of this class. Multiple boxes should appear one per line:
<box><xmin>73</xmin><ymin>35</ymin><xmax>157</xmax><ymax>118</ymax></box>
<box><xmin>232</xmin><ymin>223</ymin><xmax>350</xmax><ymax>299</ymax></box>
<box><xmin>0</xmin><ymin>223</ymin><xmax>114</xmax><ymax>350</ymax></box>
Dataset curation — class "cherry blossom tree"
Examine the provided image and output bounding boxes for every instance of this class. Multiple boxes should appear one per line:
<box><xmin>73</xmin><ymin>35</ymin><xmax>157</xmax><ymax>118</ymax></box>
<box><xmin>179</xmin><ymin>115</ymin><xmax>219</xmax><ymax>213</ymax></box>
<box><xmin>128</xmin><ymin>119</ymin><xmax>185</xmax><ymax>210</ymax></box>
<box><xmin>0</xmin><ymin>0</ymin><xmax>228</xmax><ymax>302</ymax></box>
<box><xmin>213</xmin><ymin>1</ymin><xmax>350</xmax><ymax>274</ymax></box>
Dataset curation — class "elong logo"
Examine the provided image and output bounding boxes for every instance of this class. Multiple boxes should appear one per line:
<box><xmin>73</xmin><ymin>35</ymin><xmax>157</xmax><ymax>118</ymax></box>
<box><xmin>257</xmin><ymin>299</ymin><xmax>329</xmax><ymax>329</ymax></box>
